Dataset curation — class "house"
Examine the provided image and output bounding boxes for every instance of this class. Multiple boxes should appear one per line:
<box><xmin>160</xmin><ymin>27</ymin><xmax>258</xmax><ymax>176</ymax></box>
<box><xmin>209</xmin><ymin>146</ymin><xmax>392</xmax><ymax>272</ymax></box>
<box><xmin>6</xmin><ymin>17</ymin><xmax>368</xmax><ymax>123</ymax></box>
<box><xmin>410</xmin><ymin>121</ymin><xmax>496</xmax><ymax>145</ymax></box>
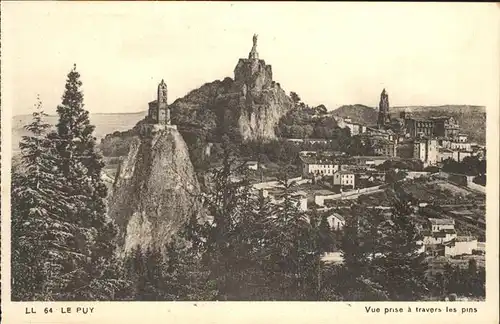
<box><xmin>300</xmin><ymin>156</ymin><xmax>340</xmax><ymax>177</ymax></box>
<box><xmin>443</xmin><ymin>236</ymin><xmax>478</xmax><ymax>256</ymax></box>
<box><xmin>372</xmin><ymin>139</ymin><xmax>397</xmax><ymax>157</ymax></box>
<box><xmin>438</xmin><ymin>148</ymin><xmax>454</xmax><ymax>163</ymax></box>
<box><xmin>429</xmin><ymin>116</ymin><xmax>460</xmax><ymax>138</ymax></box>
<box><xmin>344</xmin><ymin>121</ymin><xmax>367</xmax><ymax>136</ymax></box>
<box><xmin>365</xmin><ymin>127</ymin><xmax>396</xmax><ymax>141</ymax></box>
<box><xmin>404</xmin><ymin>118</ymin><xmax>435</xmax><ymax>138</ymax></box>
<box><xmin>368</xmin><ymin>172</ymin><xmax>386</xmax><ymax>182</ymax></box>
<box><xmin>286</xmin><ymin>138</ymin><xmax>305</xmax><ymax>143</ymax></box>
<box><xmin>333</xmin><ymin>170</ymin><xmax>356</xmax><ymax>188</ymax></box>
<box><xmin>422</xmin><ymin>218</ymin><xmax>457</xmax><ymax>249</ymax></box>
<box><xmin>267</xmin><ymin>189</ymin><xmax>308</xmax><ymax>212</ymax></box>
<box><xmin>450</xmin><ymin>141</ymin><xmax>472</xmax><ymax>151</ymax></box>
<box><xmin>327</xmin><ymin>213</ymin><xmax>345</xmax><ymax>230</ymax></box>
<box><xmin>429</xmin><ymin>218</ymin><xmax>455</xmax><ymax>232</ymax></box>
<box><xmin>350</xmin><ymin>155</ymin><xmax>392</xmax><ymax>166</ymax></box>
<box><xmin>457</xmin><ymin>133</ymin><xmax>469</xmax><ymax>143</ymax></box>
<box><xmin>422</xmin><ymin>228</ymin><xmax>457</xmax><ymax>245</ymax></box>
<box><xmin>413</xmin><ymin>138</ymin><xmax>438</xmax><ymax>166</ymax></box>
<box><xmin>299</xmin><ymin>151</ymin><xmax>317</xmax><ymax>157</ymax></box>
<box><xmin>285</xmin><ymin>138</ymin><xmax>332</xmax><ymax>145</ymax></box>
<box><xmin>247</xmin><ymin>161</ymin><xmax>259</xmax><ymax>170</ymax></box>
<box><xmin>403</xmin><ymin>116</ymin><xmax>460</xmax><ymax>139</ymax></box>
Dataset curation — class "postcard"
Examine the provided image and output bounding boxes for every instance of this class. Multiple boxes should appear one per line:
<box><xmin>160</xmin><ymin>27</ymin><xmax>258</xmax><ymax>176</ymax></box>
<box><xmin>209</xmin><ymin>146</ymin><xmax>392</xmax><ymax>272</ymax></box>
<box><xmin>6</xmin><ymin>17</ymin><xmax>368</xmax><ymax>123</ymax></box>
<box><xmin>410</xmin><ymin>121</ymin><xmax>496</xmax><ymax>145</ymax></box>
<box><xmin>1</xmin><ymin>2</ymin><xmax>499</xmax><ymax>323</ymax></box>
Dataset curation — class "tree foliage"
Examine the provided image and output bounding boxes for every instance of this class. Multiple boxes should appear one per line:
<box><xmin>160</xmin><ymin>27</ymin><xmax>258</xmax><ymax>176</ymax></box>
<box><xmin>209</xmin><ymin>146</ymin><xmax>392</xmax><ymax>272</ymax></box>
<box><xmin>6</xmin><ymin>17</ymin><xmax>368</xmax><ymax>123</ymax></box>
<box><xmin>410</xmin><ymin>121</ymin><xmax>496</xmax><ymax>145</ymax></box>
<box><xmin>12</xmin><ymin>66</ymin><xmax>126</xmax><ymax>301</ymax></box>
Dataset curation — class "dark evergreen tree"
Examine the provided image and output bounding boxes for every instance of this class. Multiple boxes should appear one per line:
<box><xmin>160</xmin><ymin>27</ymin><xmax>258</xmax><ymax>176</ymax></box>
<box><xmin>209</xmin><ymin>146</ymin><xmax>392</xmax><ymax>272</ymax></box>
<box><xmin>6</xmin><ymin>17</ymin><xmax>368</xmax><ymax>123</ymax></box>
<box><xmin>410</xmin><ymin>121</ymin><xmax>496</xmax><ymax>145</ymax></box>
<box><xmin>339</xmin><ymin>207</ymin><xmax>388</xmax><ymax>301</ymax></box>
<box><xmin>11</xmin><ymin>97</ymin><xmax>75</xmax><ymax>300</ymax></box>
<box><xmin>200</xmin><ymin>134</ymin><xmax>254</xmax><ymax>300</ymax></box>
<box><xmin>263</xmin><ymin>171</ymin><xmax>317</xmax><ymax>300</ymax></box>
<box><xmin>45</xmin><ymin>65</ymin><xmax>124</xmax><ymax>300</ymax></box>
<box><xmin>373</xmin><ymin>200</ymin><xmax>428</xmax><ymax>300</ymax></box>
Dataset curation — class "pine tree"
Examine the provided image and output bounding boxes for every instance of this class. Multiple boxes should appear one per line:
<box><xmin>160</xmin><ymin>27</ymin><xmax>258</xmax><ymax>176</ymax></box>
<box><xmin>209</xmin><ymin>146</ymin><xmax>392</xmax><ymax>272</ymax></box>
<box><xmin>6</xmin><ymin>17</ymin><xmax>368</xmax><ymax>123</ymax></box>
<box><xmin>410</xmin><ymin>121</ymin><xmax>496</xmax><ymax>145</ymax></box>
<box><xmin>11</xmin><ymin>97</ymin><xmax>76</xmax><ymax>300</ymax></box>
<box><xmin>263</xmin><ymin>170</ymin><xmax>315</xmax><ymax>300</ymax></box>
<box><xmin>339</xmin><ymin>206</ymin><xmax>388</xmax><ymax>301</ymax></box>
<box><xmin>374</xmin><ymin>200</ymin><xmax>428</xmax><ymax>300</ymax></box>
<box><xmin>201</xmin><ymin>134</ymin><xmax>254</xmax><ymax>300</ymax></box>
<box><xmin>46</xmin><ymin>65</ymin><xmax>124</xmax><ymax>300</ymax></box>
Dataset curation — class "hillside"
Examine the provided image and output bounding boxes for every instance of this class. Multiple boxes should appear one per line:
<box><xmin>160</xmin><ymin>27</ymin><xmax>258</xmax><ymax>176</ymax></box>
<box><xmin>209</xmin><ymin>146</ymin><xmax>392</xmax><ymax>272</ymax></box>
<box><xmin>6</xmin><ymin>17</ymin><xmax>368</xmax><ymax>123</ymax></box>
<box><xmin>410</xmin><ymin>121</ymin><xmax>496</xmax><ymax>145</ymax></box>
<box><xmin>330</xmin><ymin>104</ymin><xmax>378</xmax><ymax>125</ymax></box>
<box><xmin>330</xmin><ymin>104</ymin><xmax>486</xmax><ymax>144</ymax></box>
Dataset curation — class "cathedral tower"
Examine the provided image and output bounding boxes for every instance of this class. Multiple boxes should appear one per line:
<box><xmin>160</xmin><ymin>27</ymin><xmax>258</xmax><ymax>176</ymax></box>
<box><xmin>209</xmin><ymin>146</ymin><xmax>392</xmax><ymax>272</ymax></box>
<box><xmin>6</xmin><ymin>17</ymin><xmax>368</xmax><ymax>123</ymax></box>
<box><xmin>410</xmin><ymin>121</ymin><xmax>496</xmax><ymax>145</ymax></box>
<box><xmin>377</xmin><ymin>88</ymin><xmax>391</xmax><ymax>128</ymax></box>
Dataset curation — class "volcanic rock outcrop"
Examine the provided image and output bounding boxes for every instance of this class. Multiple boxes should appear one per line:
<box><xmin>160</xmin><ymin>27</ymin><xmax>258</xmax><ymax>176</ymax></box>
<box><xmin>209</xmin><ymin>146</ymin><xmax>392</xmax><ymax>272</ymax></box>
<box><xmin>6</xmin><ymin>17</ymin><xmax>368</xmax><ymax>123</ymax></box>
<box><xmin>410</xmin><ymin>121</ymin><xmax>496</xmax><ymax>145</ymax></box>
<box><xmin>225</xmin><ymin>34</ymin><xmax>293</xmax><ymax>141</ymax></box>
<box><xmin>108</xmin><ymin>127</ymin><xmax>201</xmax><ymax>255</ymax></box>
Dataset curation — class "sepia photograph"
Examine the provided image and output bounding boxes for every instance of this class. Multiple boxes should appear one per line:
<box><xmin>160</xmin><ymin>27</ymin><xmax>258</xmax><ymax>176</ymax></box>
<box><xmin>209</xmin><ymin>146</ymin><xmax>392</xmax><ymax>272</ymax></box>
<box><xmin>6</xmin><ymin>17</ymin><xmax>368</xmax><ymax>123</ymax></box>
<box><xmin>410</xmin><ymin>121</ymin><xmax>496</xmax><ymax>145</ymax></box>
<box><xmin>1</xmin><ymin>2</ymin><xmax>499</xmax><ymax>323</ymax></box>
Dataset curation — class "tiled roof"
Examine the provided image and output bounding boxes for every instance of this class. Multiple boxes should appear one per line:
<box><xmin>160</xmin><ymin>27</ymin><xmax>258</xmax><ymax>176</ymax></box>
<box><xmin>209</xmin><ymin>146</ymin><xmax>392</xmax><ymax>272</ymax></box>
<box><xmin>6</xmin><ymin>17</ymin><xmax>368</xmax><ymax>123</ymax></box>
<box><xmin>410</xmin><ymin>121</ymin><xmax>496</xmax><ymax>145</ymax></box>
<box><xmin>329</xmin><ymin>213</ymin><xmax>346</xmax><ymax>223</ymax></box>
<box><xmin>300</xmin><ymin>156</ymin><xmax>339</xmax><ymax>164</ymax></box>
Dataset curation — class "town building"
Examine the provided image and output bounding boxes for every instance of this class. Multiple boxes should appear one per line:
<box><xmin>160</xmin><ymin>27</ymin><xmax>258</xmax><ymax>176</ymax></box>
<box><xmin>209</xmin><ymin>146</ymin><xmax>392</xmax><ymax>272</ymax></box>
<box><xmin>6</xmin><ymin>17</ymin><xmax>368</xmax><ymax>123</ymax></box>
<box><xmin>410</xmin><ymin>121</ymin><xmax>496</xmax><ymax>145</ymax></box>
<box><xmin>429</xmin><ymin>116</ymin><xmax>460</xmax><ymax>138</ymax></box>
<box><xmin>365</xmin><ymin>128</ymin><xmax>396</xmax><ymax>141</ymax></box>
<box><xmin>429</xmin><ymin>218</ymin><xmax>455</xmax><ymax>232</ymax></box>
<box><xmin>327</xmin><ymin>213</ymin><xmax>346</xmax><ymax>230</ymax></box>
<box><xmin>438</xmin><ymin>148</ymin><xmax>454</xmax><ymax>163</ymax></box>
<box><xmin>333</xmin><ymin>170</ymin><xmax>356</xmax><ymax>188</ymax></box>
<box><xmin>299</xmin><ymin>150</ymin><xmax>346</xmax><ymax>157</ymax></box>
<box><xmin>439</xmin><ymin>138</ymin><xmax>472</xmax><ymax>151</ymax></box>
<box><xmin>300</xmin><ymin>156</ymin><xmax>340</xmax><ymax>177</ymax></box>
<box><xmin>421</xmin><ymin>218</ymin><xmax>458</xmax><ymax>255</ymax></box>
<box><xmin>400</xmin><ymin>114</ymin><xmax>461</xmax><ymax>140</ymax></box>
<box><xmin>258</xmin><ymin>188</ymin><xmax>308</xmax><ymax>212</ymax></box>
<box><xmin>285</xmin><ymin>138</ymin><xmax>332</xmax><ymax>145</ymax></box>
<box><xmin>350</xmin><ymin>155</ymin><xmax>392</xmax><ymax>167</ymax></box>
<box><xmin>413</xmin><ymin>138</ymin><xmax>438</xmax><ymax>166</ymax></box>
<box><xmin>404</xmin><ymin>118</ymin><xmax>435</xmax><ymax>138</ymax></box>
<box><xmin>443</xmin><ymin>236</ymin><xmax>478</xmax><ymax>256</ymax></box>
<box><xmin>372</xmin><ymin>139</ymin><xmax>397</xmax><ymax>157</ymax></box>
<box><xmin>247</xmin><ymin>161</ymin><xmax>259</xmax><ymax>170</ymax></box>
<box><xmin>344</xmin><ymin>118</ymin><xmax>367</xmax><ymax>135</ymax></box>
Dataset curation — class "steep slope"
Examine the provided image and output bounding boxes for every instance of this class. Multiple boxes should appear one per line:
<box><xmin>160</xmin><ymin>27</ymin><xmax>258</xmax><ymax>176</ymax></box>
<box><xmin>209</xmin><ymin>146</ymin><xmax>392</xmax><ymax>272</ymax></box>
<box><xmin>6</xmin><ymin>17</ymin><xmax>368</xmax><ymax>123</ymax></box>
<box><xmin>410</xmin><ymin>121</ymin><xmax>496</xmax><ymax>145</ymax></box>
<box><xmin>108</xmin><ymin>127</ymin><xmax>201</xmax><ymax>255</ymax></box>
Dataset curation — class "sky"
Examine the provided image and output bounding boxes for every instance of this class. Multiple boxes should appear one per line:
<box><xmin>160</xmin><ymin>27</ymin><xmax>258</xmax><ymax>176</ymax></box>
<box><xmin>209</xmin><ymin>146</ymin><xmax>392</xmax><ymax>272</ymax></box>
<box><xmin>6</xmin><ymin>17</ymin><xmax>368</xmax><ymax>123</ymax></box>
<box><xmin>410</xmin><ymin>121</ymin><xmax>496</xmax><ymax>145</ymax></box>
<box><xmin>2</xmin><ymin>2</ymin><xmax>499</xmax><ymax>116</ymax></box>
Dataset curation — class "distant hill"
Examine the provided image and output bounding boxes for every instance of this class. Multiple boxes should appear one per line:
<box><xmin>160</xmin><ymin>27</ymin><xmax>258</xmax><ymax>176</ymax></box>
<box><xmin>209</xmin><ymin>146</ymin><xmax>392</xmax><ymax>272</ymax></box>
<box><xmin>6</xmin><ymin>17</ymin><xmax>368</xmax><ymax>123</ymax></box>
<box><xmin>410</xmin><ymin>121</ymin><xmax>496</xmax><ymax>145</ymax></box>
<box><xmin>330</xmin><ymin>104</ymin><xmax>486</xmax><ymax>144</ymax></box>
<box><xmin>330</xmin><ymin>104</ymin><xmax>378</xmax><ymax>125</ymax></box>
<box><xmin>11</xmin><ymin>112</ymin><xmax>144</xmax><ymax>153</ymax></box>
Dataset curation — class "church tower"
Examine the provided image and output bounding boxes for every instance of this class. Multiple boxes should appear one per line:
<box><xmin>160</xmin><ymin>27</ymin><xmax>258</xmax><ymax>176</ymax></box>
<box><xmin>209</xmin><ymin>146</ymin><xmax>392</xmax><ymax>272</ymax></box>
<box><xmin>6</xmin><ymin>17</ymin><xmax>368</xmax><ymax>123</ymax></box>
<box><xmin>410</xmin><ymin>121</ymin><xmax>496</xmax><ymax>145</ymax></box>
<box><xmin>377</xmin><ymin>88</ymin><xmax>391</xmax><ymax>128</ymax></box>
<box><xmin>157</xmin><ymin>79</ymin><xmax>170</xmax><ymax>125</ymax></box>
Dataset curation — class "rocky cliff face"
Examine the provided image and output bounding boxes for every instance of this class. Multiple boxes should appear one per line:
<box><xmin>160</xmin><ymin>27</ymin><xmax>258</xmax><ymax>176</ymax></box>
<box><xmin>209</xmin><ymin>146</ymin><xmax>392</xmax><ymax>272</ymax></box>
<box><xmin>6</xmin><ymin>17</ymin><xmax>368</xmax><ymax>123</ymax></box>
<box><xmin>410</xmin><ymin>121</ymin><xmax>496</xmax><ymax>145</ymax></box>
<box><xmin>108</xmin><ymin>128</ymin><xmax>201</xmax><ymax>255</ymax></box>
<box><xmin>230</xmin><ymin>57</ymin><xmax>293</xmax><ymax>141</ymax></box>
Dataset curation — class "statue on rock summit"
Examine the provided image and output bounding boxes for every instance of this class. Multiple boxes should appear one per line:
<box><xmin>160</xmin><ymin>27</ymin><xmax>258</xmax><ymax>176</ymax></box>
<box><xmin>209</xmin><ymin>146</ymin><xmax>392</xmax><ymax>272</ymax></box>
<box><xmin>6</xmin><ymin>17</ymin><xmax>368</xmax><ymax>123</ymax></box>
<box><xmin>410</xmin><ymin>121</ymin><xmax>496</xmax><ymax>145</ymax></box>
<box><xmin>249</xmin><ymin>33</ymin><xmax>259</xmax><ymax>60</ymax></box>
